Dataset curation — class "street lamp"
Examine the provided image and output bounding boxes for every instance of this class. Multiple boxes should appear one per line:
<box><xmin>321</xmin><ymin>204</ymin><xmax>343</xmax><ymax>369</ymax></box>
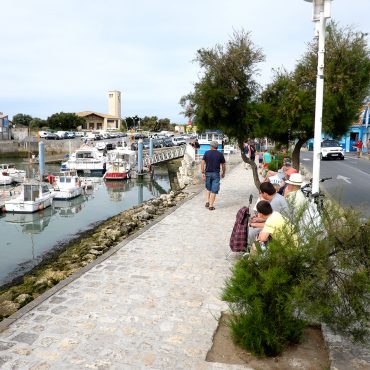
<box><xmin>304</xmin><ymin>0</ymin><xmax>332</xmax><ymax>194</ymax></box>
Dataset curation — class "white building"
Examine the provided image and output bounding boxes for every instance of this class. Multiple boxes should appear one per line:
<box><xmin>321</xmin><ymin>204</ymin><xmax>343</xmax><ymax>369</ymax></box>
<box><xmin>76</xmin><ymin>91</ymin><xmax>122</xmax><ymax>131</ymax></box>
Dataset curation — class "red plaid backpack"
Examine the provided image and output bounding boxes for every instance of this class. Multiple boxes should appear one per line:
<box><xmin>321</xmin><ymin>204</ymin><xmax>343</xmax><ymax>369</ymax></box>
<box><xmin>229</xmin><ymin>206</ymin><xmax>250</xmax><ymax>252</ymax></box>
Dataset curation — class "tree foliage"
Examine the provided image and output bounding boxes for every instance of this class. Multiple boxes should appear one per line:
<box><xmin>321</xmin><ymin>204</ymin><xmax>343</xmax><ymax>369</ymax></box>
<box><xmin>180</xmin><ymin>30</ymin><xmax>265</xmax><ymax>186</ymax></box>
<box><xmin>47</xmin><ymin>112</ymin><xmax>86</xmax><ymax>131</ymax></box>
<box><xmin>261</xmin><ymin>22</ymin><xmax>370</xmax><ymax>168</ymax></box>
<box><xmin>12</xmin><ymin>113</ymin><xmax>33</xmax><ymax>127</ymax></box>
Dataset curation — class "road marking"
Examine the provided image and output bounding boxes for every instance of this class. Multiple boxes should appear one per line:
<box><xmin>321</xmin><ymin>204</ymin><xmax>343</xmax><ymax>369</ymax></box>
<box><xmin>302</xmin><ymin>158</ymin><xmax>311</xmax><ymax>161</ymax></box>
<box><xmin>337</xmin><ymin>175</ymin><xmax>351</xmax><ymax>184</ymax></box>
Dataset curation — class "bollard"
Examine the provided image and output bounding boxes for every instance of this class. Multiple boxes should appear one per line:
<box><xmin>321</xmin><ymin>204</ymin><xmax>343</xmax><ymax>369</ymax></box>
<box><xmin>39</xmin><ymin>141</ymin><xmax>45</xmax><ymax>180</ymax></box>
<box><xmin>137</xmin><ymin>139</ymin><xmax>143</xmax><ymax>174</ymax></box>
<box><xmin>149</xmin><ymin>138</ymin><xmax>154</xmax><ymax>157</ymax></box>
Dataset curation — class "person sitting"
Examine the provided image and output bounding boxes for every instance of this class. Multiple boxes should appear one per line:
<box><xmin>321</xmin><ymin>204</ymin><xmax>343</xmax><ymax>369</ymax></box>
<box><xmin>248</xmin><ymin>182</ymin><xmax>289</xmax><ymax>245</ymax></box>
<box><xmin>250</xmin><ymin>200</ymin><xmax>294</xmax><ymax>254</ymax></box>
<box><xmin>264</xmin><ymin>160</ymin><xmax>293</xmax><ymax>182</ymax></box>
<box><xmin>277</xmin><ymin>167</ymin><xmax>298</xmax><ymax>195</ymax></box>
<box><xmin>284</xmin><ymin>173</ymin><xmax>307</xmax><ymax>211</ymax></box>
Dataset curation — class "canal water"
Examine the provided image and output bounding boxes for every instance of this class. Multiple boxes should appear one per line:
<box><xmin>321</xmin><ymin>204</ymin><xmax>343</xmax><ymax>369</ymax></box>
<box><xmin>0</xmin><ymin>159</ymin><xmax>173</xmax><ymax>286</ymax></box>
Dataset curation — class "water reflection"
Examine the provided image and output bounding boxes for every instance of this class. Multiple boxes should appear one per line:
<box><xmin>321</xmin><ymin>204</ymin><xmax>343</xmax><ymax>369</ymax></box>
<box><xmin>104</xmin><ymin>180</ymin><xmax>135</xmax><ymax>202</ymax></box>
<box><xmin>4</xmin><ymin>206</ymin><xmax>56</xmax><ymax>234</ymax></box>
<box><xmin>53</xmin><ymin>194</ymin><xmax>90</xmax><ymax>218</ymax></box>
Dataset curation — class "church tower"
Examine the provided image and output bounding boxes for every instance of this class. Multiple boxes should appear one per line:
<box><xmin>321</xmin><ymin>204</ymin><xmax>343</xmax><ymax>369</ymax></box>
<box><xmin>108</xmin><ymin>90</ymin><xmax>121</xmax><ymax>118</ymax></box>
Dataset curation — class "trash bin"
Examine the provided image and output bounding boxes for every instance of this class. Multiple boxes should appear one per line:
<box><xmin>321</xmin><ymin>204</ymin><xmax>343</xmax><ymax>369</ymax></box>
<box><xmin>308</xmin><ymin>142</ymin><xmax>314</xmax><ymax>151</ymax></box>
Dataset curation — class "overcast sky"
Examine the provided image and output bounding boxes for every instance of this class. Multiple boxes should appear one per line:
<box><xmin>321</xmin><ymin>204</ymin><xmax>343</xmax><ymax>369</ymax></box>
<box><xmin>1</xmin><ymin>0</ymin><xmax>369</xmax><ymax>123</ymax></box>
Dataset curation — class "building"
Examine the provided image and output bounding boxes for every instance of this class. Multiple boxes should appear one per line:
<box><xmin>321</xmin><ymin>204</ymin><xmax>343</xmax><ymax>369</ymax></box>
<box><xmin>341</xmin><ymin>102</ymin><xmax>370</xmax><ymax>152</ymax></box>
<box><xmin>76</xmin><ymin>91</ymin><xmax>122</xmax><ymax>132</ymax></box>
<box><xmin>0</xmin><ymin>113</ymin><xmax>11</xmax><ymax>140</ymax></box>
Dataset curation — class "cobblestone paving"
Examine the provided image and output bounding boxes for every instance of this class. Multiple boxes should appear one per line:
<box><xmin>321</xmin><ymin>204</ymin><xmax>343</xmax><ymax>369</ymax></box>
<box><xmin>0</xmin><ymin>163</ymin><xmax>257</xmax><ymax>369</ymax></box>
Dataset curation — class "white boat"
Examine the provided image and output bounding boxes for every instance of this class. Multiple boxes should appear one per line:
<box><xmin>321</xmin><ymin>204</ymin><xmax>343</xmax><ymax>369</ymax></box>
<box><xmin>51</xmin><ymin>173</ymin><xmax>84</xmax><ymax>200</ymax></box>
<box><xmin>4</xmin><ymin>181</ymin><xmax>55</xmax><ymax>213</ymax></box>
<box><xmin>0</xmin><ymin>163</ymin><xmax>26</xmax><ymax>183</ymax></box>
<box><xmin>103</xmin><ymin>148</ymin><xmax>136</xmax><ymax>181</ymax></box>
<box><xmin>61</xmin><ymin>145</ymin><xmax>106</xmax><ymax>175</ymax></box>
<box><xmin>0</xmin><ymin>173</ymin><xmax>13</xmax><ymax>185</ymax></box>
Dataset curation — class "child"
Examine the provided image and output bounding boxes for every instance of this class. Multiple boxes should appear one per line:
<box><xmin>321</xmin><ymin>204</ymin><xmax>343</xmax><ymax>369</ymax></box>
<box><xmin>258</xmin><ymin>152</ymin><xmax>263</xmax><ymax>168</ymax></box>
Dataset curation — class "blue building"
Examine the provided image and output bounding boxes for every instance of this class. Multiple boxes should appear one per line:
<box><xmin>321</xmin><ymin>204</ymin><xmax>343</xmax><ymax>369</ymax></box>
<box><xmin>342</xmin><ymin>103</ymin><xmax>369</xmax><ymax>152</ymax></box>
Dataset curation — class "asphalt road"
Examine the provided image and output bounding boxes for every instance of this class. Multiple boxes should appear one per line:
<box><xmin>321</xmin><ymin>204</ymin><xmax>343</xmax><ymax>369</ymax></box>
<box><xmin>300</xmin><ymin>151</ymin><xmax>370</xmax><ymax>218</ymax></box>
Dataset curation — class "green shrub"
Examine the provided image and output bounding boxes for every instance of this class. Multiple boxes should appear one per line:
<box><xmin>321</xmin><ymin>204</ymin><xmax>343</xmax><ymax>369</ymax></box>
<box><xmin>223</xmin><ymin>203</ymin><xmax>370</xmax><ymax>356</ymax></box>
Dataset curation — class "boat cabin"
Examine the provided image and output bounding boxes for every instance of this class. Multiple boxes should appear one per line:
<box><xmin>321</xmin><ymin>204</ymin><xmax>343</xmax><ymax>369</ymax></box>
<box><xmin>197</xmin><ymin>130</ymin><xmax>224</xmax><ymax>155</ymax></box>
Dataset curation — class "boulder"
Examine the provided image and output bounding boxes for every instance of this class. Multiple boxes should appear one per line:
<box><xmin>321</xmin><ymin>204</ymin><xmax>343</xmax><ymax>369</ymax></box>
<box><xmin>0</xmin><ymin>301</ymin><xmax>19</xmax><ymax>317</ymax></box>
<box><xmin>14</xmin><ymin>293</ymin><xmax>31</xmax><ymax>305</ymax></box>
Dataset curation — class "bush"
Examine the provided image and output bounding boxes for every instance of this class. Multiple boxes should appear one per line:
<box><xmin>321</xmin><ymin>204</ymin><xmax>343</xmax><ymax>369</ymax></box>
<box><xmin>222</xmin><ymin>202</ymin><xmax>370</xmax><ymax>356</ymax></box>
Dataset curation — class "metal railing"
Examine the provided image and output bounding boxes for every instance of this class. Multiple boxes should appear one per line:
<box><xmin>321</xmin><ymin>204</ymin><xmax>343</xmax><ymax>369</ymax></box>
<box><xmin>143</xmin><ymin>145</ymin><xmax>186</xmax><ymax>167</ymax></box>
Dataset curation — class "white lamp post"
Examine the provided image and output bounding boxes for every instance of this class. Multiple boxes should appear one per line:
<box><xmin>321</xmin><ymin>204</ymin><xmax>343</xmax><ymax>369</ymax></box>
<box><xmin>304</xmin><ymin>0</ymin><xmax>332</xmax><ymax>194</ymax></box>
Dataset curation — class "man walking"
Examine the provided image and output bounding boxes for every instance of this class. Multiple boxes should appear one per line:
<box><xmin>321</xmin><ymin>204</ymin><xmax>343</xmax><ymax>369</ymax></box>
<box><xmin>201</xmin><ymin>141</ymin><xmax>226</xmax><ymax>210</ymax></box>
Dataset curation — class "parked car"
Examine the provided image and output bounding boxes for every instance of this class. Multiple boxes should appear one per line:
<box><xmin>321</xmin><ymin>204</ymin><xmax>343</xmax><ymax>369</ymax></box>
<box><xmin>56</xmin><ymin>131</ymin><xmax>67</xmax><ymax>139</ymax></box>
<box><xmin>162</xmin><ymin>137</ymin><xmax>174</xmax><ymax>147</ymax></box>
<box><xmin>320</xmin><ymin>139</ymin><xmax>345</xmax><ymax>160</ymax></box>
<box><xmin>96</xmin><ymin>142</ymin><xmax>107</xmax><ymax>150</ymax></box>
<box><xmin>39</xmin><ymin>131</ymin><xmax>50</xmax><ymax>138</ymax></box>
<box><xmin>44</xmin><ymin>132</ymin><xmax>59</xmax><ymax>140</ymax></box>
<box><xmin>172</xmin><ymin>136</ymin><xmax>186</xmax><ymax>146</ymax></box>
<box><xmin>65</xmin><ymin>132</ymin><xmax>75</xmax><ymax>139</ymax></box>
<box><xmin>74</xmin><ymin>131</ymin><xmax>85</xmax><ymax>137</ymax></box>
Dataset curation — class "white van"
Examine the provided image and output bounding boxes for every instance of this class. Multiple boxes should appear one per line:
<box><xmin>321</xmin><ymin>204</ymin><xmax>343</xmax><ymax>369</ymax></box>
<box><xmin>56</xmin><ymin>131</ymin><xmax>67</xmax><ymax>139</ymax></box>
<box><xmin>172</xmin><ymin>136</ymin><xmax>186</xmax><ymax>146</ymax></box>
<box><xmin>38</xmin><ymin>131</ymin><xmax>50</xmax><ymax>138</ymax></box>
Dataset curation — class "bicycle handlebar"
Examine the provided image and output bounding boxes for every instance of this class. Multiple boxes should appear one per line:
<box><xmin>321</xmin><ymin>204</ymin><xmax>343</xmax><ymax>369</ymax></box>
<box><xmin>319</xmin><ymin>177</ymin><xmax>332</xmax><ymax>182</ymax></box>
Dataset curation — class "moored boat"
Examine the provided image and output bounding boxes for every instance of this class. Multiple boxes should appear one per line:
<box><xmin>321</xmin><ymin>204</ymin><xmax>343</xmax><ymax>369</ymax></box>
<box><xmin>4</xmin><ymin>181</ymin><xmax>55</xmax><ymax>213</ymax></box>
<box><xmin>0</xmin><ymin>173</ymin><xmax>13</xmax><ymax>185</ymax></box>
<box><xmin>0</xmin><ymin>163</ymin><xmax>27</xmax><ymax>183</ymax></box>
<box><xmin>103</xmin><ymin>148</ymin><xmax>136</xmax><ymax>181</ymax></box>
<box><xmin>51</xmin><ymin>173</ymin><xmax>84</xmax><ymax>200</ymax></box>
<box><xmin>61</xmin><ymin>145</ymin><xmax>106</xmax><ymax>175</ymax></box>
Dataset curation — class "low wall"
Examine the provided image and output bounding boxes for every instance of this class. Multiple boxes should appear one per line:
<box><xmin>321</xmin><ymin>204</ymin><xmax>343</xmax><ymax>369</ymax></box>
<box><xmin>0</xmin><ymin>139</ymin><xmax>83</xmax><ymax>156</ymax></box>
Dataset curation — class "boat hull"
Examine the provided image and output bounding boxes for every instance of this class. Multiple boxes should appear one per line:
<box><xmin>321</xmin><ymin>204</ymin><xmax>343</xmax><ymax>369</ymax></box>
<box><xmin>53</xmin><ymin>187</ymin><xmax>83</xmax><ymax>200</ymax></box>
<box><xmin>5</xmin><ymin>196</ymin><xmax>53</xmax><ymax>213</ymax></box>
<box><xmin>103</xmin><ymin>171</ymin><xmax>129</xmax><ymax>181</ymax></box>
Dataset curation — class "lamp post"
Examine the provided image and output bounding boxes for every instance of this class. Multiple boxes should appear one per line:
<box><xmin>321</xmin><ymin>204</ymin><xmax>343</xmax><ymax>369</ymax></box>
<box><xmin>304</xmin><ymin>0</ymin><xmax>332</xmax><ymax>194</ymax></box>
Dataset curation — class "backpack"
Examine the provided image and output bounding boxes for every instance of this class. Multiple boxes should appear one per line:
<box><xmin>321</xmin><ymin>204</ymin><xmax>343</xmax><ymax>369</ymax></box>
<box><xmin>229</xmin><ymin>206</ymin><xmax>250</xmax><ymax>252</ymax></box>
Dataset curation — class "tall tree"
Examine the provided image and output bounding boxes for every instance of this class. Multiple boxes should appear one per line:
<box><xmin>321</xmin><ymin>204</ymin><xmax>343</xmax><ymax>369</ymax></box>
<box><xmin>180</xmin><ymin>30</ymin><xmax>265</xmax><ymax>187</ymax></box>
<box><xmin>12</xmin><ymin>113</ymin><xmax>33</xmax><ymax>127</ymax></box>
<box><xmin>261</xmin><ymin>22</ymin><xmax>370</xmax><ymax>169</ymax></box>
<box><xmin>47</xmin><ymin>112</ymin><xmax>86</xmax><ymax>131</ymax></box>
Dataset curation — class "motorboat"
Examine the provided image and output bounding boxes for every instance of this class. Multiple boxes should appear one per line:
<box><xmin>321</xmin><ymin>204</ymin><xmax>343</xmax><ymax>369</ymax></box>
<box><xmin>4</xmin><ymin>181</ymin><xmax>55</xmax><ymax>213</ymax></box>
<box><xmin>0</xmin><ymin>163</ymin><xmax>27</xmax><ymax>183</ymax></box>
<box><xmin>61</xmin><ymin>145</ymin><xmax>106</xmax><ymax>175</ymax></box>
<box><xmin>0</xmin><ymin>173</ymin><xmax>13</xmax><ymax>185</ymax></box>
<box><xmin>51</xmin><ymin>173</ymin><xmax>84</xmax><ymax>200</ymax></box>
<box><xmin>103</xmin><ymin>148</ymin><xmax>136</xmax><ymax>181</ymax></box>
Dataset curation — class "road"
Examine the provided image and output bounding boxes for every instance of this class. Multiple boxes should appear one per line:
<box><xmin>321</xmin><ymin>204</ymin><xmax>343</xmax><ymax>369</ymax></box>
<box><xmin>300</xmin><ymin>151</ymin><xmax>370</xmax><ymax>218</ymax></box>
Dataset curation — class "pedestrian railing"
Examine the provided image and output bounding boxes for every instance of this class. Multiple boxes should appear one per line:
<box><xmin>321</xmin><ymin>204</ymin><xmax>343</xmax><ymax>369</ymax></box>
<box><xmin>143</xmin><ymin>145</ymin><xmax>186</xmax><ymax>167</ymax></box>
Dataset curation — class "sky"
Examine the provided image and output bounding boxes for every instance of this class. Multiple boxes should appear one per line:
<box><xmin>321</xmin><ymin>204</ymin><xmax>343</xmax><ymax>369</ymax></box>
<box><xmin>1</xmin><ymin>0</ymin><xmax>369</xmax><ymax>124</ymax></box>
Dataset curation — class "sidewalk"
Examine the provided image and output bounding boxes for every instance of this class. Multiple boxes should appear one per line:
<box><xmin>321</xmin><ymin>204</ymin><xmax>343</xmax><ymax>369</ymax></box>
<box><xmin>0</xmin><ymin>162</ymin><xmax>257</xmax><ymax>369</ymax></box>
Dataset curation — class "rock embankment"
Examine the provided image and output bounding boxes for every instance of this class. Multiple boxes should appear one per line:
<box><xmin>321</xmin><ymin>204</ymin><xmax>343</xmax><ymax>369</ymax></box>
<box><xmin>0</xmin><ymin>190</ymin><xmax>188</xmax><ymax>322</ymax></box>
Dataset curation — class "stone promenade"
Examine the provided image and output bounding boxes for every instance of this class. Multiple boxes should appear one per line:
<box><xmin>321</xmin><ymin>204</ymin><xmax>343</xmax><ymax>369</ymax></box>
<box><xmin>0</xmin><ymin>162</ymin><xmax>257</xmax><ymax>369</ymax></box>
<box><xmin>0</xmin><ymin>162</ymin><xmax>369</xmax><ymax>369</ymax></box>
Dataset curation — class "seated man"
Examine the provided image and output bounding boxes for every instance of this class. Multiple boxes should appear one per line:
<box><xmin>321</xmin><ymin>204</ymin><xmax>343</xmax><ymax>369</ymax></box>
<box><xmin>264</xmin><ymin>160</ymin><xmax>293</xmax><ymax>181</ymax></box>
<box><xmin>251</xmin><ymin>200</ymin><xmax>294</xmax><ymax>254</ymax></box>
<box><xmin>284</xmin><ymin>173</ymin><xmax>307</xmax><ymax>211</ymax></box>
<box><xmin>248</xmin><ymin>182</ymin><xmax>289</xmax><ymax>244</ymax></box>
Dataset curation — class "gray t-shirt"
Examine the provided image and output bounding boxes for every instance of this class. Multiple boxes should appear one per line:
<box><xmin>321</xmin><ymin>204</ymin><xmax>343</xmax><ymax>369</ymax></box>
<box><xmin>270</xmin><ymin>193</ymin><xmax>289</xmax><ymax>216</ymax></box>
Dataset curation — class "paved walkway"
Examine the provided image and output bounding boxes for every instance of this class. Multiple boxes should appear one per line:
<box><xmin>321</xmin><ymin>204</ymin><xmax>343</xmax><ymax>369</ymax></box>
<box><xmin>0</xmin><ymin>162</ymin><xmax>369</xmax><ymax>369</ymax></box>
<box><xmin>0</xmin><ymin>162</ymin><xmax>257</xmax><ymax>370</ymax></box>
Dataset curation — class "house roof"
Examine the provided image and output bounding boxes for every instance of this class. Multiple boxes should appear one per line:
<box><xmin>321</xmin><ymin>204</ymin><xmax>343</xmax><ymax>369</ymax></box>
<box><xmin>76</xmin><ymin>111</ymin><xmax>120</xmax><ymax>119</ymax></box>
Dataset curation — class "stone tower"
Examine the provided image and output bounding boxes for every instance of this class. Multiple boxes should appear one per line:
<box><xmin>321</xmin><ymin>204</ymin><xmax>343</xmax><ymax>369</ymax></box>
<box><xmin>108</xmin><ymin>90</ymin><xmax>121</xmax><ymax>118</ymax></box>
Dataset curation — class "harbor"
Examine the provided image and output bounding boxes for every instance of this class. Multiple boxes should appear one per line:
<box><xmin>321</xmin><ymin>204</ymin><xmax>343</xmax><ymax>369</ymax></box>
<box><xmin>0</xmin><ymin>154</ymin><xmax>177</xmax><ymax>287</ymax></box>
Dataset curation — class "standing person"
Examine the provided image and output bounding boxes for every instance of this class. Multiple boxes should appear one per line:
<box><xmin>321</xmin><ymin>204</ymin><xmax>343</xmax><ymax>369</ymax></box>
<box><xmin>249</xmin><ymin>141</ymin><xmax>256</xmax><ymax>163</ymax></box>
<box><xmin>355</xmin><ymin>138</ymin><xmax>363</xmax><ymax>158</ymax></box>
<box><xmin>260</xmin><ymin>149</ymin><xmax>271</xmax><ymax>176</ymax></box>
<box><xmin>201</xmin><ymin>141</ymin><xmax>226</xmax><ymax>211</ymax></box>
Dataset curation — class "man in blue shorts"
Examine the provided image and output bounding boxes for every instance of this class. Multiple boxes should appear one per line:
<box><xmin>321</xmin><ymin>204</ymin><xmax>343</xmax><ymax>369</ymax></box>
<box><xmin>201</xmin><ymin>141</ymin><xmax>226</xmax><ymax>210</ymax></box>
